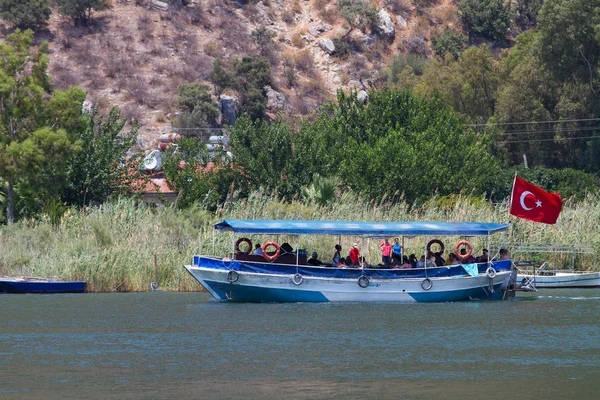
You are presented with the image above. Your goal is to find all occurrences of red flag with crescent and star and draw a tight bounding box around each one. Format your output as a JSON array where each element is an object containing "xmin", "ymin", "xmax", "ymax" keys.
[{"xmin": 509, "ymin": 176, "xmax": 563, "ymax": 224}]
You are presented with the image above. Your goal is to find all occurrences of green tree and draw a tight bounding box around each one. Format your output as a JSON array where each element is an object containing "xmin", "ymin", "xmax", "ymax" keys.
[
  {"xmin": 431, "ymin": 28, "xmax": 468, "ymax": 59},
  {"xmin": 0, "ymin": 0, "xmax": 50, "ymax": 30},
  {"xmin": 174, "ymin": 83, "xmax": 219, "ymax": 135},
  {"xmin": 56, "ymin": 0, "xmax": 103, "ymax": 26},
  {"xmin": 337, "ymin": 0, "xmax": 378, "ymax": 37},
  {"xmin": 162, "ymin": 137, "xmax": 236, "ymax": 209},
  {"xmin": 459, "ymin": 0, "xmax": 511, "ymax": 43},
  {"xmin": 416, "ymin": 45, "xmax": 500, "ymax": 123},
  {"xmin": 296, "ymin": 89, "xmax": 499, "ymax": 202},
  {"xmin": 536, "ymin": 0, "xmax": 600, "ymax": 93},
  {"xmin": 208, "ymin": 59, "xmax": 236, "ymax": 98},
  {"xmin": 233, "ymin": 56, "xmax": 273, "ymax": 120},
  {"xmin": 514, "ymin": 0, "xmax": 543, "ymax": 31},
  {"xmin": 0, "ymin": 29, "xmax": 49, "ymax": 223},
  {"xmin": 230, "ymin": 117, "xmax": 296, "ymax": 197},
  {"xmin": 62, "ymin": 107, "xmax": 141, "ymax": 206},
  {"xmin": 251, "ymin": 26, "xmax": 276, "ymax": 57}
]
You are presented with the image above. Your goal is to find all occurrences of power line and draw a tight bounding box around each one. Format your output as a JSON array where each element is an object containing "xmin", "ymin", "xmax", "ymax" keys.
[
  {"xmin": 465, "ymin": 117, "xmax": 600, "ymax": 127},
  {"xmin": 504, "ymin": 135, "xmax": 600, "ymax": 144},
  {"xmin": 496, "ymin": 126, "xmax": 600, "ymax": 136}
]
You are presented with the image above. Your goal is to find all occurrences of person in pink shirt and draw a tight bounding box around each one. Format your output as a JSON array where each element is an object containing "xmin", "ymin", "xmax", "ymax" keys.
[{"xmin": 379, "ymin": 238, "xmax": 393, "ymax": 265}]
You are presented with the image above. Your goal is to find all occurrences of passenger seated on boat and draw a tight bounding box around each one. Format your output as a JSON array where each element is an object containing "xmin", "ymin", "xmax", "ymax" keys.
[
  {"xmin": 400, "ymin": 256, "xmax": 412, "ymax": 269},
  {"xmin": 416, "ymin": 255, "xmax": 425, "ymax": 268},
  {"xmin": 336, "ymin": 257, "xmax": 348, "ymax": 268},
  {"xmin": 391, "ymin": 253, "xmax": 402, "ymax": 268},
  {"xmin": 499, "ymin": 248, "xmax": 511, "ymax": 260},
  {"xmin": 447, "ymin": 253, "xmax": 460, "ymax": 265},
  {"xmin": 426, "ymin": 253, "xmax": 437, "ymax": 267},
  {"xmin": 459, "ymin": 248, "xmax": 475, "ymax": 263},
  {"xmin": 308, "ymin": 252, "xmax": 322, "ymax": 266},
  {"xmin": 348, "ymin": 243, "xmax": 360, "ymax": 267},
  {"xmin": 253, "ymin": 244, "xmax": 263, "ymax": 256},
  {"xmin": 409, "ymin": 254, "xmax": 417, "ymax": 268},
  {"xmin": 434, "ymin": 252, "xmax": 445, "ymax": 266},
  {"xmin": 476, "ymin": 249, "xmax": 488, "ymax": 263},
  {"xmin": 332, "ymin": 244, "xmax": 342, "ymax": 267}
]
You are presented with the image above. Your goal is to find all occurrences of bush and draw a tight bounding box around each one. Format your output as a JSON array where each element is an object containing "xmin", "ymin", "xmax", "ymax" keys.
[
  {"xmin": 176, "ymin": 83, "xmax": 219, "ymax": 126},
  {"xmin": 56, "ymin": 0, "xmax": 104, "ymax": 26},
  {"xmin": 0, "ymin": 0, "xmax": 50, "ymax": 29},
  {"xmin": 459, "ymin": 0, "xmax": 511, "ymax": 43},
  {"xmin": 431, "ymin": 29, "xmax": 468, "ymax": 58},
  {"xmin": 388, "ymin": 54, "xmax": 429, "ymax": 82},
  {"xmin": 332, "ymin": 38, "xmax": 350, "ymax": 58},
  {"xmin": 294, "ymin": 49, "xmax": 314, "ymax": 75},
  {"xmin": 404, "ymin": 36, "xmax": 430, "ymax": 56}
]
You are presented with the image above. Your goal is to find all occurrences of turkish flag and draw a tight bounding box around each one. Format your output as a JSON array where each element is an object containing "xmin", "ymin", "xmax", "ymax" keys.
[{"xmin": 509, "ymin": 176, "xmax": 563, "ymax": 224}]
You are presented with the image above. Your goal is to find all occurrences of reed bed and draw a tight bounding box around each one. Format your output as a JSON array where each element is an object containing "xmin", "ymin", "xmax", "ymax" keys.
[{"xmin": 0, "ymin": 193, "xmax": 598, "ymax": 292}]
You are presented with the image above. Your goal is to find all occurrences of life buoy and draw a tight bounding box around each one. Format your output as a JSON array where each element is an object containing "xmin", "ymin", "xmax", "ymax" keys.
[
  {"xmin": 454, "ymin": 240, "xmax": 473, "ymax": 261},
  {"xmin": 358, "ymin": 275, "xmax": 370, "ymax": 288},
  {"xmin": 427, "ymin": 239, "xmax": 445, "ymax": 255},
  {"xmin": 262, "ymin": 242, "xmax": 281, "ymax": 262},
  {"xmin": 235, "ymin": 237, "xmax": 252, "ymax": 254},
  {"xmin": 293, "ymin": 273, "xmax": 303, "ymax": 285},
  {"xmin": 227, "ymin": 270, "xmax": 239, "ymax": 283},
  {"xmin": 421, "ymin": 278, "xmax": 433, "ymax": 291},
  {"xmin": 486, "ymin": 267, "xmax": 497, "ymax": 279}
]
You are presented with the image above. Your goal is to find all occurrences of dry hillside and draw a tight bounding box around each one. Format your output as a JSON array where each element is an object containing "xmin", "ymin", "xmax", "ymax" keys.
[{"xmin": 31, "ymin": 0, "xmax": 459, "ymax": 152}]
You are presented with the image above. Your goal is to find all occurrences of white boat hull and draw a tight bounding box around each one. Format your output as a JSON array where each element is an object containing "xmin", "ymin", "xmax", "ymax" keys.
[
  {"xmin": 517, "ymin": 271, "xmax": 600, "ymax": 289},
  {"xmin": 184, "ymin": 263, "xmax": 513, "ymax": 303}
]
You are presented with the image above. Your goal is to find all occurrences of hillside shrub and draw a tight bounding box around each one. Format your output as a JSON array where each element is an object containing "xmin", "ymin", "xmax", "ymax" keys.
[
  {"xmin": 0, "ymin": 0, "xmax": 50, "ymax": 29},
  {"xmin": 431, "ymin": 28, "xmax": 468, "ymax": 58},
  {"xmin": 56, "ymin": 0, "xmax": 104, "ymax": 26},
  {"xmin": 459, "ymin": 0, "xmax": 511, "ymax": 43}
]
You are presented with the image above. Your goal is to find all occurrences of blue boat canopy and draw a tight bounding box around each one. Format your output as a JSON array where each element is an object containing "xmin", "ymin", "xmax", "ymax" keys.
[{"xmin": 214, "ymin": 220, "xmax": 509, "ymax": 237}]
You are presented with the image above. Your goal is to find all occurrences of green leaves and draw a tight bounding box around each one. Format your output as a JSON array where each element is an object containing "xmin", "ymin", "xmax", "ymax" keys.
[
  {"xmin": 459, "ymin": 0, "xmax": 511, "ymax": 43},
  {"xmin": 0, "ymin": 0, "xmax": 50, "ymax": 30}
]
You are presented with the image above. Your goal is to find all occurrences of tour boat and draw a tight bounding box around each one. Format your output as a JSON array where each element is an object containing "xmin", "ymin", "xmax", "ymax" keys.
[
  {"xmin": 184, "ymin": 220, "xmax": 528, "ymax": 303},
  {"xmin": 0, "ymin": 276, "xmax": 86, "ymax": 294}
]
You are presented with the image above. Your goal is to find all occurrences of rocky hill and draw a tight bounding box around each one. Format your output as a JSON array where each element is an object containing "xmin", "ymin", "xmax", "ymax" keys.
[{"xmin": 26, "ymin": 0, "xmax": 459, "ymax": 151}]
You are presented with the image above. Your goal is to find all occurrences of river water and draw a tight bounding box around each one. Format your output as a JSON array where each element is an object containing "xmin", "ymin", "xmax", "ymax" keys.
[{"xmin": 1, "ymin": 290, "xmax": 599, "ymax": 399}]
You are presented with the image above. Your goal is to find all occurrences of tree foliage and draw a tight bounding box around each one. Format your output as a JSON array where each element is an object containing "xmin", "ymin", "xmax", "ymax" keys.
[
  {"xmin": 62, "ymin": 107, "xmax": 141, "ymax": 206},
  {"xmin": 0, "ymin": 0, "xmax": 50, "ymax": 30},
  {"xmin": 0, "ymin": 29, "xmax": 50, "ymax": 223},
  {"xmin": 459, "ymin": 0, "xmax": 511, "ymax": 43},
  {"xmin": 56, "ymin": 0, "xmax": 103, "ymax": 26},
  {"xmin": 233, "ymin": 56, "xmax": 272, "ymax": 120},
  {"xmin": 431, "ymin": 29, "xmax": 468, "ymax": 59},
  {"xmin": 208, "ymin": 59, "xmax": 236, "ymax": 98},
  {"xmin": 536, "ymin": 0, "xmax": 600, "ymax": 93},
  {"xmin": 337, "ymin": 0, "xmax": 379, "ymax": 37}
]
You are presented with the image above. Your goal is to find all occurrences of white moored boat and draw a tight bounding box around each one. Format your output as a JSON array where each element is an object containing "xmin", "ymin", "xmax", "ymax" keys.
[
  {"xmin": 184, "ymin": 220, "xmax": 526, "ymax": 303},
  {"xmin": 511, "ymin": 243, "xmax": 600, "ymax": 289}
]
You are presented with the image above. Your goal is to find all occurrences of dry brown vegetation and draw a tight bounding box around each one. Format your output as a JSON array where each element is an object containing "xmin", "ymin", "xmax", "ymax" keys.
[{"xmin": 34, "ymin": 0, "xmax": 455, "ymax": 150}]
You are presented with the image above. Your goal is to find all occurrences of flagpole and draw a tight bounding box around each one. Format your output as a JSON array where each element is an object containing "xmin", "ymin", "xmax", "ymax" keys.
[{"xmin": 507, "ymin": 171, "xmax": 517, "ymax": 225}]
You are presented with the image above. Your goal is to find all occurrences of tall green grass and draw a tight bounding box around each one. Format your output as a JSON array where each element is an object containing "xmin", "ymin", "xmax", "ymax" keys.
[{"xmin": 0, "ymin": 193, "xmax": 598, "ymax": 292}]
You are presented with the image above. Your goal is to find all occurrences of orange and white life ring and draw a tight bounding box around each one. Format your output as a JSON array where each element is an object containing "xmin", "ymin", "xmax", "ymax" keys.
[
  {"xmin": 454, "ymin": 240, "xmax": 473, "ymax": 261},
  {"xmin": 262, "ymin": 242, "xmax": 281, "ymax": 262}
]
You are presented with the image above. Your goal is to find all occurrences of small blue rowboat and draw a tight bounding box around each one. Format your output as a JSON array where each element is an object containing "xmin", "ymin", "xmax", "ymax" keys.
[{"xmin": 0, "ymin": 276, "xmax": 86, "ymax": 294}]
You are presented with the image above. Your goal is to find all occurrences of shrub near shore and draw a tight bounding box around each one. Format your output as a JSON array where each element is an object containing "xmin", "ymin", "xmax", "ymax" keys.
[{"xmin": 0, "ymin": 193, "xmax": 599, "ymax": 292}]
